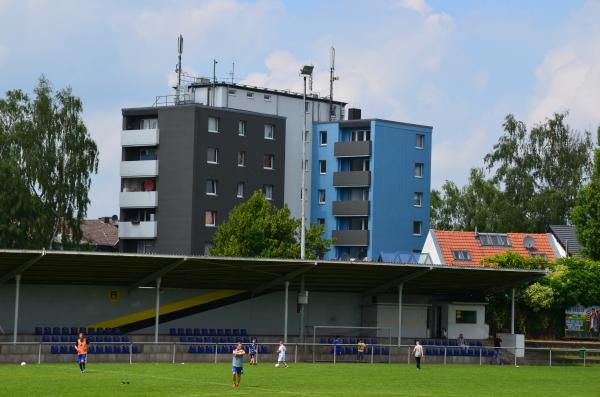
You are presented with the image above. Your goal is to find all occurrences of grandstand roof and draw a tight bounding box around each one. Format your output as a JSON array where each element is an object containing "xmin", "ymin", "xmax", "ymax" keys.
[{"xmin": 0, "ymin": 250, "xmax": 548, "ymax": 297}]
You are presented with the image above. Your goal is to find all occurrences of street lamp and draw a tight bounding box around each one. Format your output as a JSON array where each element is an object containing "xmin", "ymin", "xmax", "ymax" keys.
[{"xmin": 300, "ymin": 65, "xmax": 313, "ymax": 260}]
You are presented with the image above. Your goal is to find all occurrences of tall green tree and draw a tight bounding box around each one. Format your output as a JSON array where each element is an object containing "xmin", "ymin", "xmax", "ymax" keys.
[
  {"xmin": 0, "ymin": 76, "xmax": 99, "ymax": 249},
  {"xmin": 572, "ymin": 127, "xmax": 600, "ymax": 260},
  {"xmin": 210, "ymin": 190, "xmax": 332, "ymax": 259}
]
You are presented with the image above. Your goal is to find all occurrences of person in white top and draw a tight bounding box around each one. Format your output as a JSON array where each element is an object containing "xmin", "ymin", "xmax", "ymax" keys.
[
  {"xmin": 412, "ymin": 340, "xmax": 424, "ymax": 370},
  {"xmin": 275, "ymin": 340, "xmax": 288, "ymax": 368}
]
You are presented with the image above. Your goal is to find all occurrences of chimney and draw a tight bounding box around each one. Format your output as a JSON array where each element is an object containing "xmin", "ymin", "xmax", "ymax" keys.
[{"xmin": 348, "ymin": 108, "xmax": 361, "ymax": 120}]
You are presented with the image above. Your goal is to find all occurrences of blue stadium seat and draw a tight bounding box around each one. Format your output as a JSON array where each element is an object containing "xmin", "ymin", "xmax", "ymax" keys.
[
  {"xmin": 169, "ymin": 328, "xmax": 177, "ymax": 336},
  {"xmin": 51, "ymin": 336, "xmax": 59, "ymax": 342},
  {"xmin": 96, "ymin": 328, "xmax": 104, "ymax": 335},
  {"xmin": 185, "ymin": 328, "xmax": 193, "ymax": 336},
  {"xmin": 374, "ymin": 347, "xmax": 381, "ymax": 355},
  {"xmin": 70, "ymin": 327, "xmax": 78, "ymax": 335},
  {"xmin": 96, "ymin": 346, "xmax": 105, "ymax": 354},
  {"xmin": 96, "ymin": 336, "xmax": 104, "ymax": 343},
  {"xmin": 113, "ymin": 346, "xmax": 121, "ymax": 354},
  {"xmin": 88, "ymin": 328, "xmax": 96, "ymax": 335},
  {"xmin": 179, "ymin": 336, "xmax": 186, "ymax": 343},
  {"xmin": 122, "ymin": 336, "xmax": 129, "ymax": 343},
  {"xmin": 68, "ymin": 346, "xmax": 75, "ymax": 354},
  {"xmin": 193, "ymin": 328, "xmax": 201, "ymax": 336},
  {"xmin": 449, "ymin": 339, "xmax": 458, "ymax": 346},
  {"xmin": 50, "ymin": 346, "xmax": 59, "ymax": 354},
  {"xmin": 52, "ymin": 327, "xmax": 61, "ymax": 335},
  {"xmin": 35, "ymin": 327, "xmax": 43, "ymax": 335},
  {"xmin": 88, "ymin": 345, "xmax": 95, "ymax": 354},
  {"xmin": 201, "ymin": 328, "xmax": 209, "ymax": 336},
  {"xmin": 177, "ymin": 328, "xmax": 185, "ymax": 336},
  {"xmin": 260, "ymin": 346, "xmax": 268, "ymax": 354},
  {"xmin": 209, "ymin": 328, "xmax": 216, "ymax": 336},
  {"xmin": 442, "ymin": 340, "xmax": 449, "ymax": 346},
  {"xmin": 44, "ymin": 327, "xmax": 52, "ymax": 335},
  {"xmin": 225, "ymin": 329, "xmax": 232, "ymax": 336},
  {"xmin": 60, "ymin": 336, "xmax": 68, "ymax": 342},
  {"xmin": 59, "ymin": 346, "xmax": 68, "ymax": 354},
  {"xmin": 61, "ymin": 327, "xmax": 69, "ymax": 335},
  {"xmin": 188, "ymin": 345, "xmax": 197, "ymax": 354},
  {"xmin": 121, "ymin": 345, "xmax": 130, "ymax": 354},
  {"xmin": 42, "ymin": 335, "xmax": 50, "ymax": 342},
  {"xmin": 242, "ymin": 337, "xmax": 250, "ymax": 343},
  {"xmin": 226, "ymin": 337, "xmax": 234, "ymax": 344},
  {"xmin": 105, "ymin": 336, "xmax": 112, "ymax": 343},
  {"xmin": 232, "ymin": 329, "xmax": 240, "ymax": 336},
  {"xmin": 196, "ymin": 346, "xmax": 205, "ymax": 354},
  {"xmin": 113, "ymin": 336, "xmax": 121, "ymax": 343},
  {"xmin": 79, "ymin": 327, "xmax": 87, "ymax": 334},
  {"xmin": 114, "ymin": 328, "xmax": 122, "ymax": 335},
  {"xmin": 132, "ymin": 345, "xmax": 140, "ymax": 354},
  {"xmin": 319, "ymin": 338, "xmax": 326, "ymax": 344},
  {"xmin": 240, "ymin": 329, "xmax": 247, "ymax": 336},
  {"xmin": 219, "ymin": 337, "xmax": 226, "ymax": 344},
  {"xmin": 217, "ymin": 329, "xmax": 224, "ymax": 336},
  {"xmin": 381, "ymin": 347, "xmax": 389, "ymax": 355}
]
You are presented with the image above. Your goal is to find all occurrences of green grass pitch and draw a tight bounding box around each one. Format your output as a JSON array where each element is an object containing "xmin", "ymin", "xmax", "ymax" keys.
[{"xmin": 0, "ymin": 362, "xmax": 598, "ymax": 397}]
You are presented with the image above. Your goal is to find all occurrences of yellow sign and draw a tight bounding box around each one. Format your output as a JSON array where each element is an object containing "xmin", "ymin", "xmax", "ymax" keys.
[{"xmin": 108, "ymin": 289, "xmax": 121, "ymax": 304}]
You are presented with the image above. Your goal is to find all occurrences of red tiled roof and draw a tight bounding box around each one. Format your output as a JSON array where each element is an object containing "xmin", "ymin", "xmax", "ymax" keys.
[
  {"xmin": 81, "ymin": 220, "xmax": 118, "ymax": 247},
  {"xmin": 433, "ymin": 230, "xmax": 556, "ymax": 266}
]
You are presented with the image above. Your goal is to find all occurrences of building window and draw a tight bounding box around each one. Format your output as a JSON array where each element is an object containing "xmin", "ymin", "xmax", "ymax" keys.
[
  {"xmin": 318, "ymin": 189, "xmax": 326, "ymax": 204},
  {"xmin": 415, "ymin": 163, "xmax": 424, "ymax": 178},
  {"xmin": 456, "ymin": 310, "xmax": 477, "ymax": 324},
  {"xmin": 238, "ymin": 120, "xmax": 246, "ymax": 136},
  {"xmin": 264, "ymin": 124, "xmax": 274, "ymax": 140},
  {"xmin": 263, "ymin": 184, "xmax": 273, "ymax": 200},
  {"xmin": 413, "ymin": 192, "xmax": 423, "ymax": 207},
  {"xmin": 205, "ymin": 211, "xmax": 217, "ymax": 227},
  {"xmin": 305, "ymin": 101, "xmax": 310, "ymax": 113},
  {"xmin": 208, "ymin": 117, "xmax": 219, "ymax": 133},
  {"xmin": 263, "ymin": 154, "xmax": 274, "ymax": 169},
  {"xmin": 413, "ymin": 221, "xmax": 422, "ymax": 236},
  {"xmin": 452, "ymin": 250, "xmax": 472, "ymax": 261},
  {"xmin": 207, "ymin": 147, "xmax": 219, "ymax": 164},
  {"xmin": 317, "ymin": 218, "xmax": 325, "ymax": 226},
  {"xmin": 479, "ymin": 233, "xmax": 511, "ymax": 247},
  {"xmin": 319, "ymin": 160, "xmax": 326, "ymax": 174},
  {"xmin": 237, "ymin": 151, "xmax": 246, "ymax": 167},
  {"xmin": 351, "ymin": 130, "xmax": 370, "ymax": 142},
  {"xmin": 246, "ymin": 92, "xmax": 254, "ymax": 99},
  {"xmin": 416, "ymin": 134, "xmax": 425, "ymax": 149},
  {"xmin": 530, "ymin": 252, "xmax": 547, "ymax": 258},
  {"xmin": 140, "ymin": 118, "xmax": 158, "ymax": 129},
  {"xmin": 236, "ymin": 182, "xmax": 245, "ymax": 198},
  {"xmin": 206, "ymin": 179, "xmax": 217, "ymax": 195},
  {"xmin": 228, "ymin": 89, "xmax": 236, "ymax": 96},
  {"xmin": 264, "ymin": 94, "xmax": 272, "ymax": 101},
  {"xmin": 320, "ymin": 131, "xmax": 327, "ymax": 146}
]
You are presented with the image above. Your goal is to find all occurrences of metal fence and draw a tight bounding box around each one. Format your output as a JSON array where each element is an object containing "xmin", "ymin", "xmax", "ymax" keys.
[{"xmin": 1, "ymin": 342, "xmax": 598, "ymax": 367}]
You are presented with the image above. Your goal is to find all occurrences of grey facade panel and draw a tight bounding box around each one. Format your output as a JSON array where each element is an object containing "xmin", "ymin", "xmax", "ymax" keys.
[
  {"xmin": 332, "ymin": 230, "xmax": 370, "ymax": 246},
  {"xmin": 332, "ymin": 200, "xmax": 370, "ymax": 217},
  {"xmin": 333, "ymin": 141, "xmax": 371, "ymax": 157},
  {"xmin": 332, "ymin": 171, "xmax": 371, "ymax": 187}
]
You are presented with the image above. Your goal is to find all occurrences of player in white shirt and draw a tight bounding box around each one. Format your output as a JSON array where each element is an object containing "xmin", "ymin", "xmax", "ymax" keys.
[
  {"xmin": 412, "ymin": 340, "xmax": 424, "ymax": 370},
  {"xmin": 275, "ymin": 340, "xmax": 288, "ymax": 368}
]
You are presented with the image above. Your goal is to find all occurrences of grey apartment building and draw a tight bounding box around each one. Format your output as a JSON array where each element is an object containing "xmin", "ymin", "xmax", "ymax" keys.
[{"xmin": 119, "ymin": 104, "xmax": 286, "ymax": 255}]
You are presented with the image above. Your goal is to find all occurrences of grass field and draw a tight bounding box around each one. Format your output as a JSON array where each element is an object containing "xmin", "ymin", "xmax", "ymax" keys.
[{"xmin": 0, "ymin": 362, "xmax": 598, "ymax": 397}]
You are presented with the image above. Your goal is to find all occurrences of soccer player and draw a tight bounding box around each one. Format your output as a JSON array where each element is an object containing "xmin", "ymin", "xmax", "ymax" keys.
[
  {"xmin": 75, "ymin": 332, "xmax": 89, "ymax": 373},
  {"xmin": 231, "ymin": 342, "xmax": 245, "ymax": 389},
  {"xmin": 412, "ymin": 340, "xmax": 424, "ymax": 370},
  {"xmin": 249, "ymin": 338, "xmax": 258, "ymax": 365},
  {"xmin": 275, "ymin": 340, "xmax": 288, "ymax": 368}
]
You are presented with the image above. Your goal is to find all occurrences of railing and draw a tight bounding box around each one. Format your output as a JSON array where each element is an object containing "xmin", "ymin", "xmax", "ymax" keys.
[
  {"xmin": 153, "ymin": 93, "xmax": 193, "ymax": 107},
  {"xmin": 2, "ymin": 342, "xmax": 598, "ymax": 367}
]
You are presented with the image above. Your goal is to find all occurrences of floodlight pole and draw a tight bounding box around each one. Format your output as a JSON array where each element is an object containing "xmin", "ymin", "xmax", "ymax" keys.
[
  {"xmin": 300, "ymin": 74, "xmax": 307, "ymax": 260},
  {"xmin": 13, "ymin": 274, "xmax": 21, "ymax": 344},
  {"xmin": 154, "ymin": 277, "xmax": 162, "ymax": 344},
  {"xmin": 284, "ymin": 281, "xmax": 290, "ymax": 343}
]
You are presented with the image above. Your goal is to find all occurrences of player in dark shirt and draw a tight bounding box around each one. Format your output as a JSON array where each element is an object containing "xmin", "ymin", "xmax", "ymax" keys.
[{"xmin": 249, "ymin": 338, "xmax": 258, "ymax": 365}]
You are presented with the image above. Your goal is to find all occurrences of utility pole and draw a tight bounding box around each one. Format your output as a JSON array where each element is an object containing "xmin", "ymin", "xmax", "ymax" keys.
[{"xmin": 300, "ymin": 65, "xmax": 314, "ymax": 259}]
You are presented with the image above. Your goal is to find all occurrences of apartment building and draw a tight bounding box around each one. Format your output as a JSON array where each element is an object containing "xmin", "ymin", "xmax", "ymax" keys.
[
  {"xmin": 311, "ymin": 110, "xmax": 432, "ymax": 260},
  {"xmin": 119, "ymin": 104, "xmax": 286, "ymax": 255}
]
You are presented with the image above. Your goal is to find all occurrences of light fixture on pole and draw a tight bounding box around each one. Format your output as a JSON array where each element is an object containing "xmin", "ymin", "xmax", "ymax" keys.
[{"xmin": 299, "ymin": 64, "xmax": 314, "ymax": 260}]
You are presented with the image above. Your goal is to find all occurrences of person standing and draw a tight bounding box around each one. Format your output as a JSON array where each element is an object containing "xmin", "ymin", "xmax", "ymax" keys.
[
  {"xmin": 231, "ymin": 343, "xmax": 245, "ymax": 389},
  {"xmin": 249, "ymin": 338, "xmax": 258, "ymax": 365},
  {"xmin": 334, "ymin": 336, "xmax": 342, "ymax": 357},
  {"xmin": 412, "ymin": 340, "xmax": 424, "ymax": 370},
  {"xmin": 493, "ymin": 335, "xmax": 503, "ymax": 365},
  {"xmin": 74, "ymin": 332, "xmax": 89, "ymax": 373},
  {"xmin": 275, "ymin": 340, "xmax": 288, "ymax": 368},
  {"xmin": 357, "ymin": 339, "xmax": 367, "ymax": 362}
]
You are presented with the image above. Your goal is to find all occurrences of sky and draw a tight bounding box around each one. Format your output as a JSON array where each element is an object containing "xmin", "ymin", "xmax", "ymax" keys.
[{"xmin": 1, "ymin": 0, "xmax": 599, "ymax": 218}]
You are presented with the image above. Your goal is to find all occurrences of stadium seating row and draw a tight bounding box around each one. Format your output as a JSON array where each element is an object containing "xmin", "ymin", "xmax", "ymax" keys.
[
  {"xmin": 187, "ymin": 345, "xmax": 269, "ymax": 354},
  {"xmin": 169, "ymin": 328, "xmax": 248, "ymax": 337},
  {"xmin": 178, "ymin": 336, "xmax": 253, "ymax": 344},
  {"xmin": 330, "ymin": 346, "xmax": 390, "ymax": 355},
  {"xmin": 319, "ymin": 338, "xmax": 380, "ymax": 345},
  {"xmin": 421, "ymin": 339, "xmax": 484, "ymax": 347},
  {"xmin": 425, "ymin": 348, "xmax": 496, "ymax": 357},
  {"xmin": 42, "ymin": 335, "xmax": 129, "ymax": 343},
  {"xmin": 50, "ymin": 345, "xmax": 140, "ymax": 354},
  {"xmin": 35, "ymin": 327, "xmax": 121, "ymax": 336}
]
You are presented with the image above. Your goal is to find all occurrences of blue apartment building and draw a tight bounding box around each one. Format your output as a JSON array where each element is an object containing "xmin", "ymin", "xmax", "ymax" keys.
[{"xmin": 311, "ymin": 111, "xmax": 432, "ymax": 260}]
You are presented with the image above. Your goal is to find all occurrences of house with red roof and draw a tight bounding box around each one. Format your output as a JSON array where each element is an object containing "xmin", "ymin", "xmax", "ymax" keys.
[{"xmin": 422, "ymin": 230, "xmax": 566, "ymax": 266}]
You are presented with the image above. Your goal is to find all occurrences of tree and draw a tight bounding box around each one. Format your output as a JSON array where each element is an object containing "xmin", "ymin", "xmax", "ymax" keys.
[
  {"xmin": 0, "ymin": 77, "xmax": 99, "ymax": 249},
  {"xmin": 572, "ymin": 127, "xmax": 600, "ymax": 260},
  {"xmin": 210, "ymin": 190, "xmax": 332, "ymax": 259}
]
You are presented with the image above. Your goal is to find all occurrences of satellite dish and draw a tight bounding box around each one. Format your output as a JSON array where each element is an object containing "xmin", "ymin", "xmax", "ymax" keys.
[{"xmin": 523, "ymin": 236, "xmax": 535, "ymax": 249}]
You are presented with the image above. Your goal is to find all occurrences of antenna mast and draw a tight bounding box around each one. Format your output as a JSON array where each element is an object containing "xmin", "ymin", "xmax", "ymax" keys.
[
  {"xmin": 212, "ymin": 59, "xmax": 218, "ymax": 106},
  {"xmin": 228, "ymin": 62, "xmax": 235, "ymax": 84},
  {"xmin": 329, "ymin": 46, "xmax": 339, "ymax": 121},
  {"xmin": 176, "ymin": 34, "xmax": 183, "ymax": 103}
]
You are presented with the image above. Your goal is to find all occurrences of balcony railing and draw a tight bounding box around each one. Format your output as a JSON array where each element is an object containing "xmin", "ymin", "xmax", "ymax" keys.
[
  {"xmin": 121, "ymin": 129, "xmax": 159, "ymax": 147},
  {"xmin": 332, "ymin": 230, "xmax": 369, "ymax": 246},
  {"xmin": 119, "ymin": 191, "xmax": 158, "ymax": 208},
  {"xmin": 118, "ymin": 221, "xmax": 157, "ymax": 239},
  {"xmin": 332, "ymin": 171, "xmax": 371, "ymax": 187},
  {"xmin": 332, "ymin": 200, "xmax": 370, "ymax": 217},
  {"xmin": 334, "ymin": 141, "xmax": 371, "ymax": 157},
  {"xmin": 120, "ymin": 160, "xmax": 159, "ymax": 178}
]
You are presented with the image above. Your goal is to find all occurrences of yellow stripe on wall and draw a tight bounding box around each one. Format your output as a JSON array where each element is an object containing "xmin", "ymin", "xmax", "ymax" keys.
[{"xmin": 87, "ymin": 289, "xmax": 246, "ymax": 329}]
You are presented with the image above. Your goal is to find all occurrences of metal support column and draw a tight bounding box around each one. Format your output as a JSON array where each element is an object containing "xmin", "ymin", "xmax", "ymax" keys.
[
  {"xmin": 299, "ymin": 276, "xmax": 305, "ymax": 344},
  {"xmin": 511, "ymin": 288, "xmax": 515, "ymax": 334},
  {"xmin": 13, "ymin": 274, "xmax": 21, "ymax": 344},
  {"xmin": 154, "ymin": 277, "xmax": 162, "ymax": 344},
  {"xmin": 284, "ymin": 281, "xmax": 290, "ymax": 343},
  {"xmin": 398, "ymin": 283, "xmax": 404, "ymax": 346}
]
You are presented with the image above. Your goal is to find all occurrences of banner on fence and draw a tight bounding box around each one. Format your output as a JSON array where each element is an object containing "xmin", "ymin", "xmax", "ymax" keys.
[{"xmin": 565, "ymin": 306, "xmax": 600, "ymax": 339}]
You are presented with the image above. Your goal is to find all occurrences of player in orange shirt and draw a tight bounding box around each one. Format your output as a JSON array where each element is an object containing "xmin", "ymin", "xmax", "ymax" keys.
[{"xmin": 75, "ymin": 333, "xmax": 89, "ymax": 373}]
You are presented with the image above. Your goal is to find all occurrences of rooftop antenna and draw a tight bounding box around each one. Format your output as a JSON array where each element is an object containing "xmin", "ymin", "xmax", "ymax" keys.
[
  {"xmin": 329, "ymin": 46, "xmax": 339, "ymax": 121},
  {"xmin": 176, "ymin": 34, "xmax": 183, "ymax": 103},
  {"xmin": 212, "ymin": 59, "xmax": 218, "ymax": 106},
  {"xmin": 228, "ymin": 62, "xmax": 235, "ymax": 84}
]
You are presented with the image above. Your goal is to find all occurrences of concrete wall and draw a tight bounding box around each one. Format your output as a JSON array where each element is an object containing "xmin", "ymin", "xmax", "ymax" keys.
[{"xmin": 446, "ymin": 303, "xmax": 489, "ymax": 340}]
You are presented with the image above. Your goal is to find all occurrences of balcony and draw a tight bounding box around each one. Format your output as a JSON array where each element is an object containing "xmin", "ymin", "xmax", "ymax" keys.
[
  {"xmin": 332, "ymin": 230, "xmax": 369, "ymax": 246},
  {"xmin": 121, "ymin": 128, "xmax": 159, "ymax": 147},
  {"xmin": 334, "ymin": 141, "xmax": 371, "ymax": 157},
  {"xmin": 118, "ymin": 221, "xmax": 157, "ymax": 239},
  {"xmin": 333, "ymin": 171, "xmax": 371, "ymax": 187},
  {"xmin": 120, "ymin": 160, "xmax": 159, "ymax": 177},
  {"xmin": 332, "ymin": 200, "xmax": 370, "ymax": 217},
  {"xmin": 119, "ymin": 191, "xmax": 158, "ymax": 208}
]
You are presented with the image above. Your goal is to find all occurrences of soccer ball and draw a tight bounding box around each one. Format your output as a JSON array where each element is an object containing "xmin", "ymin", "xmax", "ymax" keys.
[
  {"xmin": 275, "ymin": 364, "xmax": 280, "ymax": 367},
  {"xmin": 20, "ymin": 362, "xmax": 26, "ymax": 366}
]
